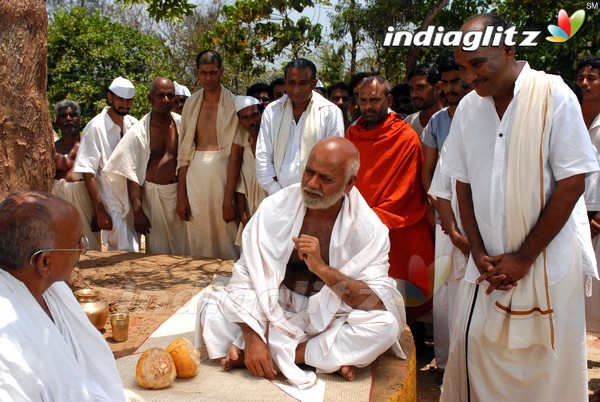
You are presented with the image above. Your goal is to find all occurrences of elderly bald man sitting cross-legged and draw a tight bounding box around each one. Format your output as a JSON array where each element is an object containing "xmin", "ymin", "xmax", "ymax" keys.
[{"xmin": 195, "ymin": 137, "xmax": 406, "ymax": 389}]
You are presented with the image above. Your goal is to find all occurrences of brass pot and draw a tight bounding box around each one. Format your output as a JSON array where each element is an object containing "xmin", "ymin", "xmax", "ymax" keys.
[{"xmin": 74, "ymin": 288, "xmax": 109, "ymax": 331}]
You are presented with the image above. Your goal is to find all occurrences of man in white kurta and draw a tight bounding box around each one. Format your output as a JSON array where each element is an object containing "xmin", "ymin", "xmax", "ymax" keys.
[
  {"xmin": 438, "ymin": 15, "xmax": 599, "ymax": 402},
  {"xmin": 256, "ymin": 58, "xmax": 345, "ymax": 195},
  {"xmin": 105, "ymin": 77, "xmax": 189, "ymax": 255},
  {"xmin": 177, "ymin": 51, "xmax": 241, "ymax": 260},
  {"xmin": 0, "ymin": 192, "xmax": 124, "ymax": 401},
  {"xmin": 74, "ymin": 76, "xmax": 139, "ymax": 252},
  {"xmin": 196, "ymin": 138, "xmax": 405, "ymax": 389}
]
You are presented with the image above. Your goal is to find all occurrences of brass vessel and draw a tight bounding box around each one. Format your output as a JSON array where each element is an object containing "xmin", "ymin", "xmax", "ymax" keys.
[{"xmin": 74, "ymin": 288, "xmax": 109, "ymax": 331}]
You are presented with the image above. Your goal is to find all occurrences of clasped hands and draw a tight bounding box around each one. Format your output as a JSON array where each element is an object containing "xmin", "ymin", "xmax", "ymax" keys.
[{"xmin": 474, "ymin": 251, "xmax": 534, "ymax": 295}]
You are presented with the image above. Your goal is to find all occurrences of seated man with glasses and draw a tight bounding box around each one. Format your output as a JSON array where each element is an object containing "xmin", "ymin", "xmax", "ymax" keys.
[{"xmin": 0, "ymin": 192, "xmax": 125, "ymax": 401}]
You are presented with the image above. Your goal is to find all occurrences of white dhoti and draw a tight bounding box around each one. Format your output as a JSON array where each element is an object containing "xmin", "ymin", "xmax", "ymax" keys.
[
  {"xmin": 102, "ymin": 208, "xmax": 140, "ymax": 252},
  {"xmin": 441, "ymin": 246, "xmax": 588, "ymax": 402},
  {"xmin": 235, "ymin": 145, "xmax": 267, "ymax": 246},
  {"xmin": 52, "ymin": 179, "xmax": 101, "ymax": 251},
  {"xmin": 197, "ymin": 286, "xmax": 399, "ymax": 373},
  {"xmin": 186, "ymin": 150, "xmax": 239, "ymax": 260},
  {"xmin": 432, "ymin": 224, "xmax": 465, "ymax": 369},
  {"xmin": 195, "ymin": 185, "xmax": 405, "ymax": 389},
  {"xmin": 142, "ymin": 182, "xmax": 189, "ymax": 255}
]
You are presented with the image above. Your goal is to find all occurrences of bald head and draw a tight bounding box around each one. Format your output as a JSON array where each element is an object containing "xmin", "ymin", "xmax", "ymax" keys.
[
  {"xmin": 309, "ymin": 137, "xmax": 360, "ymax": 180},
  {"xmin": 0, "ymin": 192, "xmax": 77, "ymax": 270}
]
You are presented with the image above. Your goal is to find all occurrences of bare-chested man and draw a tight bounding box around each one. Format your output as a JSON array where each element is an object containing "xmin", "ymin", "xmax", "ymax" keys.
[
  {"xmin": 105, "ymin": 77, "xmax": 188, "ymax": 255},
  {"xmin": 52, "ymin": 99, "xmax": 102, "ymax": 251},
  {"xmin": 195, "ymin": 138, "xmax": 406, "ymax": 388},
  {"xmin": 176, "ymin": 50, "xmax": 241, "ymax": 260}
]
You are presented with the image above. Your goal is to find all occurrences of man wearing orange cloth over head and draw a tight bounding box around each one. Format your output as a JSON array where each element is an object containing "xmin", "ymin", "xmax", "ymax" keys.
[{"xmin": 346, "ymin": 75, "xmax": 434, "ymax": 325}]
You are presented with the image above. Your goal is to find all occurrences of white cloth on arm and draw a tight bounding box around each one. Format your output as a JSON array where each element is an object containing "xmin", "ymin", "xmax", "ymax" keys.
[
  {"xmin": 0, "ymin": 270, "xmax": 124, "ymax": 401},
  {"xmin": 52, "ymin": 179, "xmax": 102, "ymax": 251},
  {"xmin": 255, "ymin": 92, "xmax": 345, "ymax": 195},
  {"xmin": 74, "ymin": 107, "xmax": 139, "ymax": 251},
  {"xmin": 195, "ymin": 184, "xmax": 406, "ymax": 389},
  {"xmin": 104, "ymin": 112, "xmax": 188, "ymax": 255}
]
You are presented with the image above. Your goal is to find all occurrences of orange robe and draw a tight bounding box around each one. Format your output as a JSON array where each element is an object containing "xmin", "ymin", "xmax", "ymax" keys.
[{"xmin": 346, "ymin": 113, "xmax": 434, "ymax": 321}]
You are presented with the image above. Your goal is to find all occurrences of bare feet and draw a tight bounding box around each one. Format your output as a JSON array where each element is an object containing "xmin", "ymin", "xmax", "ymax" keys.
[
  {"xmin": 221, "ymin": 344, "xmax": 246, "ymax": 371},
  {"xmin": 338, "ymin": 365, "xmax": 356, "ymax": 381}
]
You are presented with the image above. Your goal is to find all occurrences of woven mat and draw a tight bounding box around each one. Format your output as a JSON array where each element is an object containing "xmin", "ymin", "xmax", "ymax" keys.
[{"xmin": 117, "ymin": 275, "xmax": 373, "ymax": 401}]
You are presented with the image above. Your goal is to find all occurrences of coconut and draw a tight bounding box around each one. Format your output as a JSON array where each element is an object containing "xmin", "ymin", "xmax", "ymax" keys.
[
  {"xmin": 166, "ymin": 337, "xmax": 201, "ymax": 378},
  {"xmin": 135, "ymin": 347, "xmax": 176, "ymax": 389}
]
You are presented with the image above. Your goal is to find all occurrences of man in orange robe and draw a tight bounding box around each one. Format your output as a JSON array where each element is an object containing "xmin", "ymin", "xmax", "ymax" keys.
[{"xmin": 346, "ymin": 76, "xmax": 434, "ymax": 324}]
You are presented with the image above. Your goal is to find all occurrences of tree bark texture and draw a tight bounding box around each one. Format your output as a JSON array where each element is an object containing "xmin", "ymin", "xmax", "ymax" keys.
[{"xmin": 0, "ymin": 0, "xmax": 53, "ymax": 198}]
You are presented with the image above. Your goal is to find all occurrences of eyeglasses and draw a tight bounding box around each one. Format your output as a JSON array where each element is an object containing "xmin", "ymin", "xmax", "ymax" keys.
[
  {"xmin": 29, "ymin": 235, "xmax": 89, "ymax": 269},
  {"xmin": 259, "ymin": 97, "xmax": 271, "ymax": 102}
]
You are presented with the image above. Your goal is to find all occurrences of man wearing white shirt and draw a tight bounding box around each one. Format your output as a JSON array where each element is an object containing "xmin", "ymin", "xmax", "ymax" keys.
[
  {"xmin": 256, "ymin": 58, "xmax": 345, "ymax": 195},
  {"xmin": 74, "ymin": 76, "xmax": 139, "ymax": 252},
  {"xmin": 439, "ymin": 14, "xmax": 598, "ymax": 401}
]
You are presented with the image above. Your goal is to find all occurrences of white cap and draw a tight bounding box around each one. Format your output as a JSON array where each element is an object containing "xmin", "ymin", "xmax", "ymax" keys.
[
  {"xmin": 316, "ymin": 79, "xmax": 325, "ymax": 88},
  {"xmin": 109, "ymin": 76, "xmax": 135, "ymax": 99},
  {"xmin": 235, "ymin": 95, "xmax": 261, "ymax": 113},
  {"xmin": 174, "ymin": 81, "xmax": 191, "ymax": 97}
]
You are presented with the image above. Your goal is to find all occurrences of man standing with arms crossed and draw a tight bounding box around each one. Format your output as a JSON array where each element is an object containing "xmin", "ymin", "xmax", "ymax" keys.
[{"xmin": 177, "ymin": 50, "xmax": 242, "ymax": 260}]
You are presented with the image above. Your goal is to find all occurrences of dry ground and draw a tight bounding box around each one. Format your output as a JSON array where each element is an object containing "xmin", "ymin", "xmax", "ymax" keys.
[{"xmin": 73, "ymin": 251, "xmax": 600, "ymax": 400}]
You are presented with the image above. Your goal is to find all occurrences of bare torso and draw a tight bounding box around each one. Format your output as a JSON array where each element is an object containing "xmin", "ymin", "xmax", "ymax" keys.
[
  {"xmin": 195, "ymin": 95, "xmax": 220, "ymax": 151},
  {"xmin": 146, "ymin": 114, "xmax": 179, "ymax": 185},
  {"xmin": 282, "ymin": 212, "xmax": 336, "ymax": 296},
  {"xmin": 54, "ymin": 137, "xmax": 81, "ymax": 182}
]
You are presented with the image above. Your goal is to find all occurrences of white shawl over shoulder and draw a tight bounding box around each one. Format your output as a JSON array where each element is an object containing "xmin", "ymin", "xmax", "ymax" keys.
[
  {"xmin": 219, "ymin": 184, "xmax": 405, "ymax": 388},
  {"xmin": 0, "ymin": 271, "xmax": 124, "ymax": 401}
]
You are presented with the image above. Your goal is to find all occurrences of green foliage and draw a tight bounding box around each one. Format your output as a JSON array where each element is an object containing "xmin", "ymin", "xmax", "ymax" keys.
[
  {"xmin": 119, "ymin": 0, "xmax": 196, "ymax": 22},
  {"xmin": 47, "ymin": 6, "xmax": 175, "ymax": 125},
  {"xmin": 198, "ymin": 0, "xmax": 324, "ymax": 88},
  {"xmin": 497, "ymin": 0, "xmax": 599, "ymax": 80},
  {"xmin": 317, "ymin": 43, "xmax": 348, "ymax": 85}
]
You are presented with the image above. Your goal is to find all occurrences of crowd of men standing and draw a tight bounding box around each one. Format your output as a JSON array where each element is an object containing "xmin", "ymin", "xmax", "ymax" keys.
[{"xmin": 46, "ymin": 12, "xmax": 600, "ymax": 399}]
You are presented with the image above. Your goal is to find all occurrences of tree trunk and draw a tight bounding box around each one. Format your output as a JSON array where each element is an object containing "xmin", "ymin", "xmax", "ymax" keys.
[
  {"xmin": 0, "ymin": 0, "xmax": 54, "ymax": 198},
  {"xmin": 405, "ymin": 0, "xmax": 450, "ymax": 80}
]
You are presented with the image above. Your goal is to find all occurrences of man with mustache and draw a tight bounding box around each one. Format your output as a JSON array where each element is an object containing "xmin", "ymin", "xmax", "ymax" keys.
[
  {"xmin": 74, "ymin": 76, "xmax": 139, "ymax": 251},
  {"xmin": 104, "ymin": 77, "xmax": 189, "ymax": 255},
  {"xmin": 177, "ymin": 50, "xmax": 242, "ymax": 260},
  {"xmin": 404, "ymin": 62, "xmax": 443, "ymax": 137},
  {"xmin": 439, "ymin": 14, "xmax": 598, "ymax": 401},
  {"xmin": 256, "ymin": 58, "xmax": 344, "ymax": 196},
  {"xmin": 196, "ymin": 137, "xmax": 405, "ymax": 387},
  {"xmin": 222, "ymin": 96, "xmax": 267, "ymax": 244},
  {"xmin": 52, "ymin": 100, "xmax": 101, "ymax": 251},
  {"xmin": 346, "ymin": 76, "xmax": 434, "ymax": 332}
]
